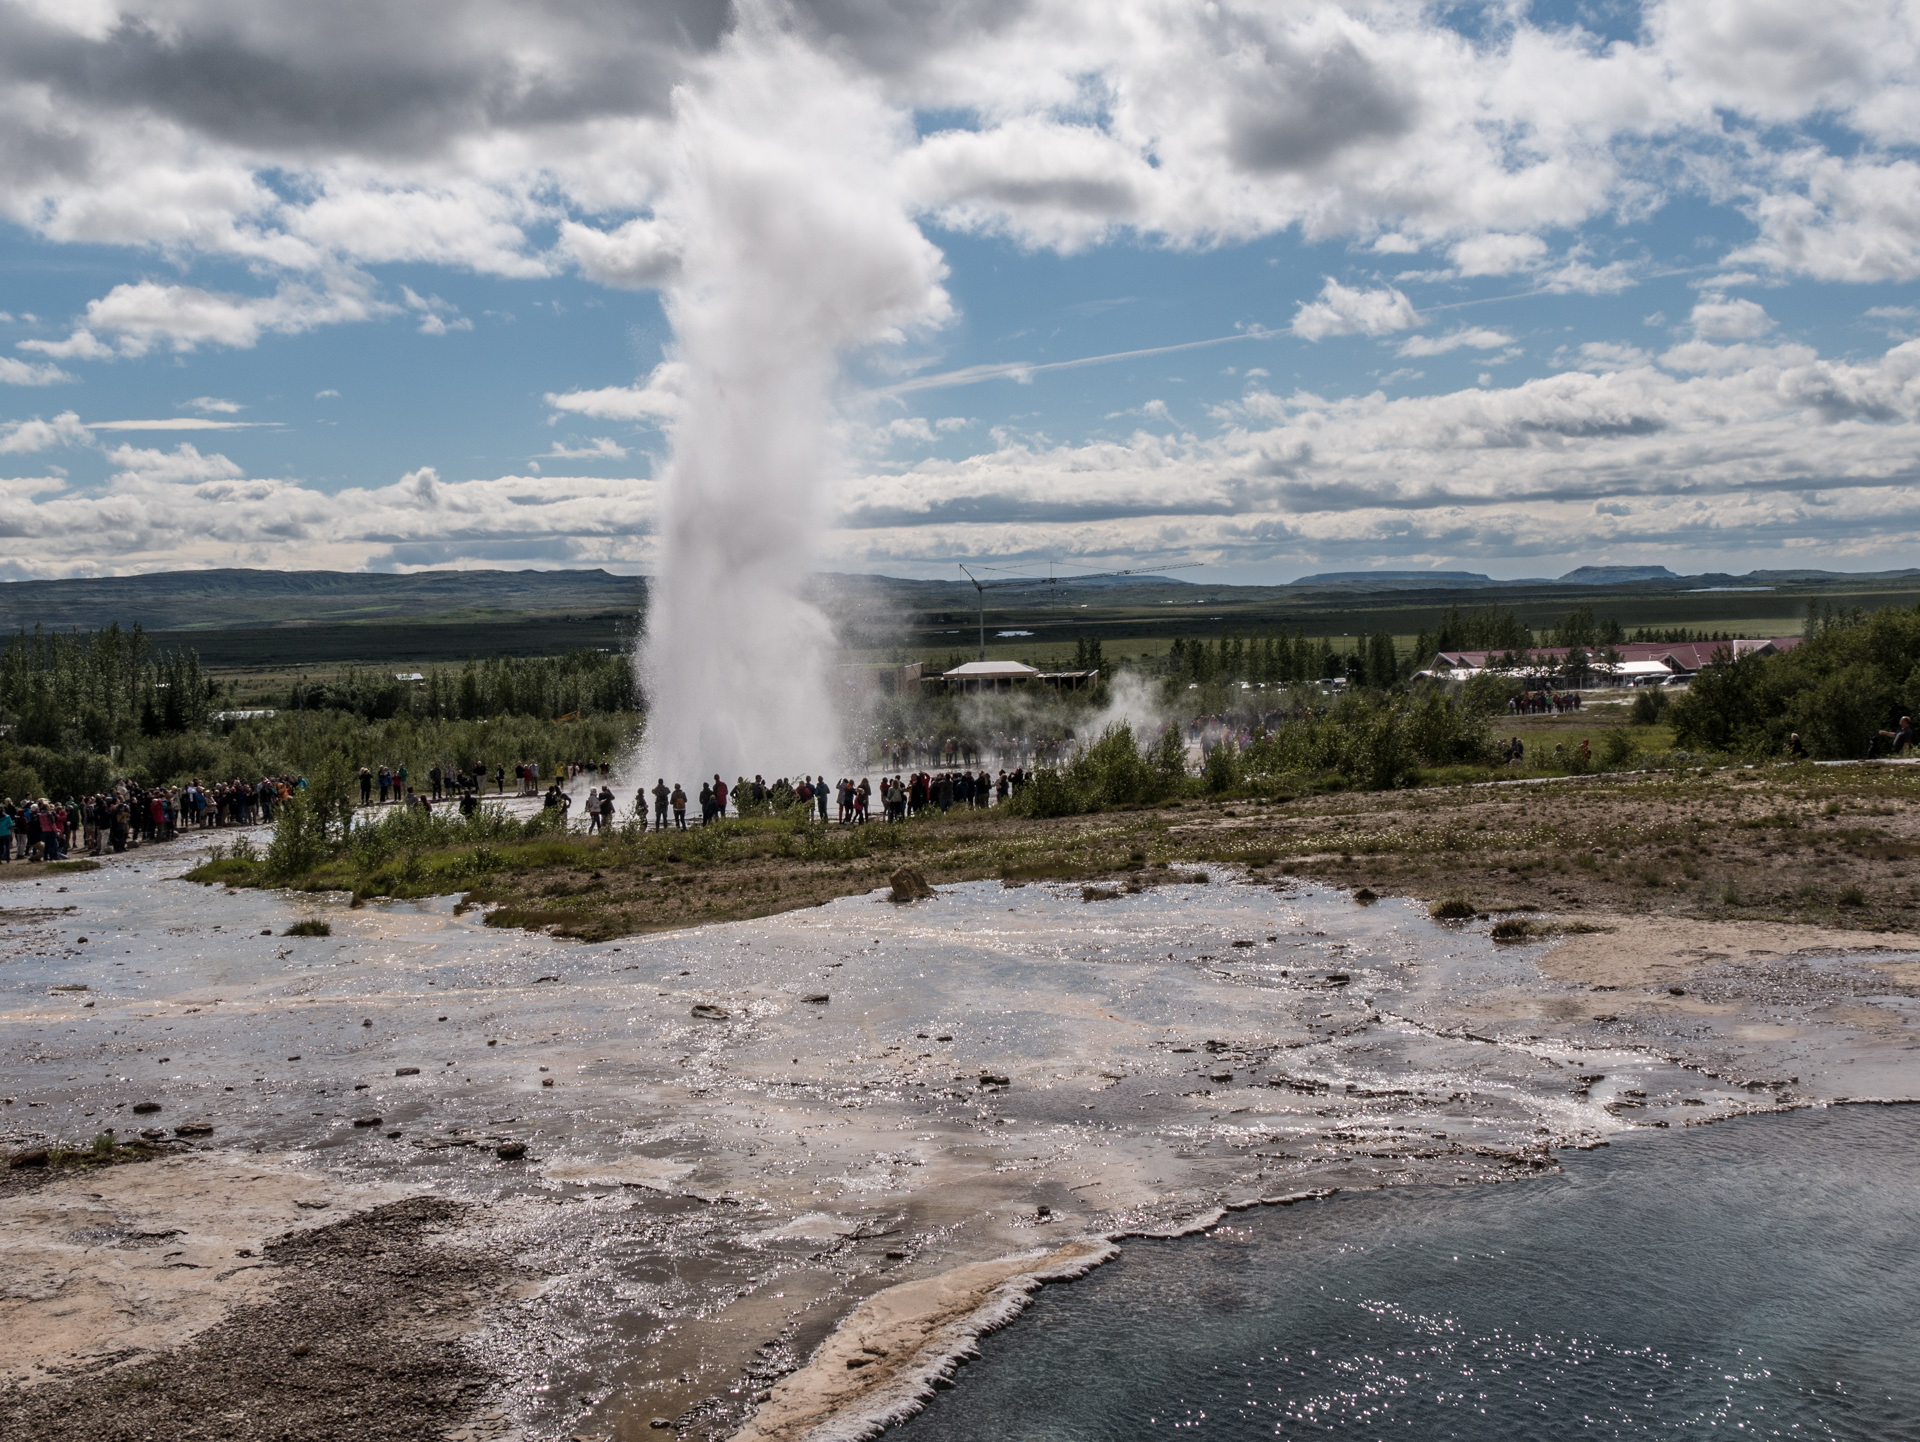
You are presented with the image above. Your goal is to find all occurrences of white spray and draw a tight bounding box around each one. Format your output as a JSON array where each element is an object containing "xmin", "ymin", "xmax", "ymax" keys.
[{"xmin": 637, "ymin": 5, "xmax": 950, "ymax": 783}]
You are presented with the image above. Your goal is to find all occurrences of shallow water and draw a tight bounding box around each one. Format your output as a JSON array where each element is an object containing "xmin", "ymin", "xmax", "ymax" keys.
[{"xmin": 898, "ymin": 1104, "xmax": 1920, "ymax": 1440}]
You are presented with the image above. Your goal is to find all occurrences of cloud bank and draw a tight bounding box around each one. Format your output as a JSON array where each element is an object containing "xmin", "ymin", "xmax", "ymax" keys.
[{"xmin": 7, "ymin": 1, "xmax": 1920, "ymax": 574}]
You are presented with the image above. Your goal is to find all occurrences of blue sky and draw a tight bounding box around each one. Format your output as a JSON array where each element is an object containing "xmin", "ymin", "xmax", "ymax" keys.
[{"xmin": 6, "ymin": 0, "xmax": 1920, "ymax": 583}]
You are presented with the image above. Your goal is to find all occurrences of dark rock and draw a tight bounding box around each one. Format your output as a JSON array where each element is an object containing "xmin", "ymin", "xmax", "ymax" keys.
[
  {"xmin": 532, "ymin": 975, "xmax": 559, "ymax": 984},
  {"xmin": 799, "ymin": 993, "xmax": 830, "ymax": 1005},
  {"xmin": 1668, "ymin": 986, "xmax": 1686, "ymax": 996},
  {"xmin": 132, "ymin": 1101, "xmax": 162, "ymax": 1114},
  {"xmin": 9, "ymin": 1148, "xmax": 49, "ymax": 1168},
  {"xmin": 395, "ymin": 1066, "xmax": 421, "ymax": 1076},
  {"xmin": 496, "ymin": 1142, "xmax": 527, "ymax": 1160},
  {"xmin": 1081, "ymin": 886, "xmax": 1120, "ymax": 902},
  {"xmin": 1352, "ymin": 888, "xmax": 1378, "ymax": 903},
  {"xmin": 290, "ymin": 1343, "xmax": 311, "ymax": 1357},
  {"xmin": 352, "ymin": 1116, "xmax": 383, "ymax": 1128},
  {"xmin": 362, "ymin": 1019, "xmax": 372, "ymax": 1028},
  {"xmin": 889, "ymin": 867, "xmax": 934, "ymax": 902},
  {"xmin": 1035, "ymin": 1205, "xmax": 1051, "ymax": 1217},
  {"xmin": 541, "ymin": 1077, "xmax": 554, "ymax": 1087},
  {"xmin": 691, "ymin": 1004, "xmax": 730, "ymax": 1020},
  {"xmin": 174, "ymin": 1123, "xmax": 213, "ymax": 1137},
  {"xmin": 1231, "ymin": 939, "xmax": 1256, "ymax": 948},
  {"xmin": 139, "ymin": 1128, "xmax": 167, "ymax": 1141},
  {"xmin": 1210, "ymin": 1070, "xmax": 1233, "ymax": 1082},
  {"xmin": 978, "ymin": 1073, "xmax": 1010, "ymax": 1088},
  {"xmin": 1326, "ymin": 972, "xmax": 1351, "ymax": 986}
]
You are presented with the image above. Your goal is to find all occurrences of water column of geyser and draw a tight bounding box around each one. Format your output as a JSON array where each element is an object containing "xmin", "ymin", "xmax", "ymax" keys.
[{"xmin": 637, "ymin": 6, "xmax": 950, "ymax": 782}]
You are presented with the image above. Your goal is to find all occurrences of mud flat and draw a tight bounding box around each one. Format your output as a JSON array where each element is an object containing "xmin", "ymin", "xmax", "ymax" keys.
[{"xmin": 3, "ymin": 840, "xmax": 1917, "ymax": 1441}]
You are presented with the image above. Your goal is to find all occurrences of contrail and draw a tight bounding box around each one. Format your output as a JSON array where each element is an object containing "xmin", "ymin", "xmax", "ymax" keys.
[{"xmin": 880, "ymin": 327, "xmax": 1278, "ymax": 395}]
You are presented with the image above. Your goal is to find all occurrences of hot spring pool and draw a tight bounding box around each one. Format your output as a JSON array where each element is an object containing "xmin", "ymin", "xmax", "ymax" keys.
[{"xmin": 898, "ymin": 1104, "xmax": 1920, "ymax": 1440}]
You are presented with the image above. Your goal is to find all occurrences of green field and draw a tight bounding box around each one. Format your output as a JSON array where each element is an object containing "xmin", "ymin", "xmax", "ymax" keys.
[{"xmin": 5, "ymin": 566, "xmax": 1916, "ymax": 688}]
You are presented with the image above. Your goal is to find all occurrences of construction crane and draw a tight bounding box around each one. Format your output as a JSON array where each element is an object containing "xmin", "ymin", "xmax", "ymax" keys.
[{"xmin": 955, "ymin": 560, "xmax": 1202, "ymax": 661}]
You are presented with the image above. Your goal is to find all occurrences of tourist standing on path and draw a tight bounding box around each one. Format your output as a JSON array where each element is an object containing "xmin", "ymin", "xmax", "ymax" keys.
[
  {"xmin": 652, "ymin": 779, "xmax": 670, "ymax": 831},
  {"xmin": 359, "ymin": 767, "xmax": 372, "ymax": 806},
  {"xmin": 713, "ymin": 775, "xmax": 728, "ymax": 818},
  {"xmin": 671, "ymin": 782, "xmax": 688, "ymax": 830}
]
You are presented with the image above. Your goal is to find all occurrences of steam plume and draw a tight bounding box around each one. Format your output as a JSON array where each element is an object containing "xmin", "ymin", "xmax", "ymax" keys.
[{"xmin": 638, "ymin": 4, "xmax": 950, "ymax": 782}]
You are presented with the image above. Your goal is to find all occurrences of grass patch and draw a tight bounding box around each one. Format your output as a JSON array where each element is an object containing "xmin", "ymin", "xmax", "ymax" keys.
[
  {"xmin": 282, "ymin": 919, "xmax": 332, "ymax": 937},
  {"xmin": 1428, "ymin": 895, "xmax": 1476, "ymax": 920},
  {"xmin": 44, "ymin": 859, "xmax": 102, "ymax": 873},
  {"xmin": 9, "ymin": 1135, "xmax": 166, "ymax": 1173},
  {"xmin": 1491, "ymin": 917, "xmax": 1546, "ymax": 942}
]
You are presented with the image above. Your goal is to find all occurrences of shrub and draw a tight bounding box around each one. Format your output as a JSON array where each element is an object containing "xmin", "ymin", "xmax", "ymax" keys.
[
  {"xmin": 1490, "ymin": 917, "xmax": 1544, "ymax": 942},
  {"xmin": 1629, "ymin": 687, "xmax": 1670, "ymax": 725},
  {"xmin": 1668, "ymin": 605, "xmax": 1920, "ymax": 758},
  {"xmin": 1429, "ymin": 895, "xmax": 1475, "ymax": 919},
  {"xmin": 283, "ymin": 919, "xmax": 332, "ymax": 937},
  {"xmin": 1007, "ymin": 723, "xmax": 1180, "ymax": 818},
  {"xmin": 1600, "ymin": 728, "xmax": 1637, "ymax": 767},
  {"xmin": 1239, "ymin": 689, "xmax": 1490, "ymax": 792},
  {"xmin": 263, "ymin": 789, "xmax": 329, "ymax": 878},
  {"xmin": 1202, "ymin": 738, "xmax": 1241, "ymax": 793}
]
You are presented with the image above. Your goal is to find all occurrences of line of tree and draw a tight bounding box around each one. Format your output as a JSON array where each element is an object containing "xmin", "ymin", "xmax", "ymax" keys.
[
  {"xmin": 1412, "ymin": 604, "xmax": 1536, "ymax": 658},
  {"xmin": 0, "ymin": 625, "xmax": 215, "ymax": 749},
  {"xmin": 285, "ymin": 651, "xmax": 637, "ymax": 721},
  {"xmin": 1163, "ymin": 631, "xmax": 1402, "ymax": 687},
  {"xmin": 1630, "ymin": 626, "xmax": 1750, "ymax": 643}
]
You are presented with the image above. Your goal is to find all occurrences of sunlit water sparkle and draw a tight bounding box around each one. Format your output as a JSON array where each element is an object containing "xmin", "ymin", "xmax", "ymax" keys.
[{"xmin": 899, "ymin": 1104, "xmax": 1920, "ymax": 1440}]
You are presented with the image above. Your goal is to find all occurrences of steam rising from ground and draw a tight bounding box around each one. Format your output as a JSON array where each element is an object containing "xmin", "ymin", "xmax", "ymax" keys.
[{"xmin": 638, "ymin": 4, "xmax": 950, "ymax": 782}]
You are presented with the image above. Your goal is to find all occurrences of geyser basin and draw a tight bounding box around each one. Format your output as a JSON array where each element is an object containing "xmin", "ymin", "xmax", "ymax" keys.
[{"xmin": 3, "ymin": 851, "xmax": 1916, "ymax": 1441}]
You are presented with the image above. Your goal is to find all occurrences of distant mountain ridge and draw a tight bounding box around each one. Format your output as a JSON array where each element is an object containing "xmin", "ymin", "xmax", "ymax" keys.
[
  {"xmin": 1557, "ymin": 565, "xmax": 1679, "ymax": 584},
  {"xmin": 6, "ymin": 563, "xmax": 1920, "ymax": 638}
]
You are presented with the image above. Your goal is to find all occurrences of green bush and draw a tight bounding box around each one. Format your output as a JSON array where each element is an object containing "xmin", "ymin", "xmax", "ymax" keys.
[
  {"xmin": 1629, "ymin": 687, "xmax": 1670, "ymax": 725},
  {"xmin": 1668, "ymin": 606, "xmax": 1920, "ymax": 758},
  {"xmin": 1237, "ymin": 689, "xmax": 1490, "ymax": 791},
  {"xmin": 0, "ymin": 759, "xmax": 43, "ymax": 803},
  {"xmin": 263, "ymin": 789, "xmax": 329, "ymax": 879},
  {"xmin": 1600, "ymin": 728, "xmax": 1637, "ymax": 767},
  {"xmin": 1202, "ymin": 739, "xmax": 1241, "ymax": 794},
  {"xmin": 1007, "ymin": 723, "xmax": 1181, "ymax": 818}
]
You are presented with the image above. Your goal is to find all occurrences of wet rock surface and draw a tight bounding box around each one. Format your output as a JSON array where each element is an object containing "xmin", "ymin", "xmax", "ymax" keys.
[
  {"xmin": 2, "ymin": 841, "xmax": 1917, "ymax": 1441},
  {"xmin": 0, "ymin": 1195, "xmax": 516, "ymax": 1442}
]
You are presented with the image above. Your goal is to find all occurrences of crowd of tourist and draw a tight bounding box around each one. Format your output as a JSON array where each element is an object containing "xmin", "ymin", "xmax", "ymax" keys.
[
  {"xmin": 630, "ymin": 767, "xmax": 1031, "ymax": 830},
  {"xmin": 1507, "ymin": 690, "xmax": 1584, "ymax": 714},
  {"xmin": 878, "ymin": 734, "xmax": 1070, "ymax": 770},
  {"xmin": 357, "ymin": 758, "xmax": 612, "ymax": 805},
  {"xmin": 0, "ymin": 776, "xmax": 302, "ymax": 861}
]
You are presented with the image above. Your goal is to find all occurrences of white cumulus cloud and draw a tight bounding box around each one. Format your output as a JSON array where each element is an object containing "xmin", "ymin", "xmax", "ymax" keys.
[{"xmin": 1291, "ymin": 279, "xmax": 1421, "ymax": 341}]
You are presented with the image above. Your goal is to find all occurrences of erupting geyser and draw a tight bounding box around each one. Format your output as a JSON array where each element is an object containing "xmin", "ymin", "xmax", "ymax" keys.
[{"xmin": 637, "ymin": 3, "xmax": 950, "ymax": 781}]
